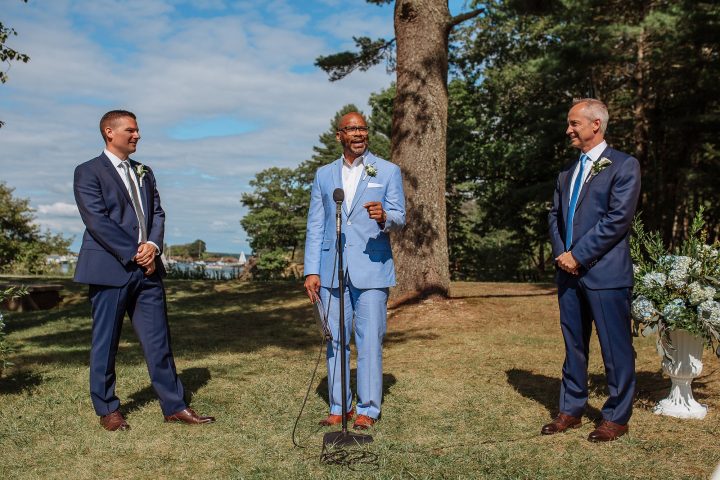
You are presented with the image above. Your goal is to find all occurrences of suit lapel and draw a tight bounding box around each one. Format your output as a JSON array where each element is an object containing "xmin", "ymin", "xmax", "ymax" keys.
[
  {"xmin": 561, "ymin": 164, "xmax": 575, "ymax": 212},
  {"xmin": 101, "ymin": 154, "xmax": 133, "ymax": 205},
  {"xmin": 348, "ymin": 157, "xmax": 373, "ymax": 216},
  {"xmin": 576, "ymin": 147, "xmax": 612, "ymax": 210}
]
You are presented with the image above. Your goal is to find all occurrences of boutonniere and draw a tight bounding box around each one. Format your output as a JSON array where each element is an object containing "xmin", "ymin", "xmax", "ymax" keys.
[
  {"xmin": 591, "ymin": 157, "xmax": 612, "ymax": 176},
  {"xmin": 364, "ymin": 164, "xmax": 377, "ymax": 180},
  {"xmin": 135, "ymin": 164, "xmax": 148, "ymax": 187}
]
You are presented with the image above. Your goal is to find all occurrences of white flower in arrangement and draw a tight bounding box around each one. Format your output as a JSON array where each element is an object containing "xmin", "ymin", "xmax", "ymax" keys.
[
  {"xmin": 702, "ymin": 244, "xmax": 719, "ymax": 259},
  {"xmin": 642, "ymin": 271, "xmax": 667, "ymax": 289},
  {"xmin": 688, "ymin": 282, "xmax": 716, "ymax": 306},
  {"xmin": 633, "ymin": 264, "xmax": 640, "ymax": 275},
  {"xmin": 697, "ymin": 300, "xmax": 720, "ymax": 327},
  {"xmin": 662, "ymin": 298, "xmax": 688, "ymax": 323},
  {"xmin": 631, "ymin": 296, "xmax": 657, "ymax": 323},
  {"xmin": 667, "ymin": 255, "xmax": 692, "ymax": 288}
]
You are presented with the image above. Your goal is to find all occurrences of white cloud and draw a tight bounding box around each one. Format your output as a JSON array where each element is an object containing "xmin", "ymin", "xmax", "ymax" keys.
[
  {"xmin": 37, "ymin": 202, "xmax": 79, "ymax": 217},
  {"xmin": 0, "ymin": 0, "xmax": 394, "ymax": 253}
]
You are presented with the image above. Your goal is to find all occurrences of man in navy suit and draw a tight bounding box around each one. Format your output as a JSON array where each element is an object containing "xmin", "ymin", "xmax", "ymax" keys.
[
  {"xmin": 74, "ymin": 110, "xmax": 214, "ymax": 431},
  {"xmin": 304, "ymin": 112, "xmax": 405, "ymax": 430},
  {"xmin": 545, "ymin": 99, "xmax": 641, "ymax": 442}
]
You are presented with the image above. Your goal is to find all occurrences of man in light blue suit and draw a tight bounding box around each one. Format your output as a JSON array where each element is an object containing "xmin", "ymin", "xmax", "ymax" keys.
[
  {"xmin": 545, "ymin": 99, "xmax": 641, "ymax": 442},
  {"xmin": 74, "ymin": 110, "xmax": 214, "ymax": 431},
  {"xmin": 304, "ymin": 112, "xmax": 405, "ymax": 430}
]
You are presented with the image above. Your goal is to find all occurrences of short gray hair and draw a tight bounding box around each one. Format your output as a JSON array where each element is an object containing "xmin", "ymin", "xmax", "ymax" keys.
[{"xmin": 572, "ymin": 98, "xmax": 609, "ymax": 134}]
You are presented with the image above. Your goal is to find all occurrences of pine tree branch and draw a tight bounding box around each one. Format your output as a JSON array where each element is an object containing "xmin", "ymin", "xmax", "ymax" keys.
[{"xmin": 448, "ymin": 7, "xmax": 485, "ymax": 30}]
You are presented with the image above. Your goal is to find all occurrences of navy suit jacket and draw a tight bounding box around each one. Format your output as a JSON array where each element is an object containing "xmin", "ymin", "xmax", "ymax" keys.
[
  {"xmin": 73, "ymin": 152, "xmax": 166, "ymax": 287},
  {"xmin": 548, "ymin": 146, "xmax": 641, "ymax": 289}
]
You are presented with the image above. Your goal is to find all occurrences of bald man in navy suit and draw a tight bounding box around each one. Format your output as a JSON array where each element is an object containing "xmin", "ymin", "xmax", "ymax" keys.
[{"xmin": 74, "ymin": 110, "xmax": 214, "ymax": 431}]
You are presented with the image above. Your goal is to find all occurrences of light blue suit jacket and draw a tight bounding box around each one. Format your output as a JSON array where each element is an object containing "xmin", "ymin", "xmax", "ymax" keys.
[{"xmin": 304, "ymin": 152, "xmax": 405, "ymax": 289}]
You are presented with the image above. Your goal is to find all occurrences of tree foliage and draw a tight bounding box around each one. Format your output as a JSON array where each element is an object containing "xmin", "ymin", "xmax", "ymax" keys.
[
  {"xmin": 167, "ymin": 239, "xmax": 206, "ymax": 260},
  {"xmin": 0, "ymin": 182, "xmax": 71, "ymax": 274},
  {"xmin": 1, "ymin": 0, "xmax": 30, "ymax": 128},
  {"xmin": 448, "ymin": 0, "xmax": 720, "ymax": 275}
]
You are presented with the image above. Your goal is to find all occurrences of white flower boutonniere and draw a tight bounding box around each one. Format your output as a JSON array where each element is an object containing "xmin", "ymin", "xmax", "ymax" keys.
[
  {"xmin": 364, "ymin": 164, "xmax": 377, "ymax": 179},
  {"xmin": 591, "ymin": 157, "xmax": 612, "ymax": 176},
  {"xmin": 135, "ymin": 164, "xmax": 148, "ymax": 187}
]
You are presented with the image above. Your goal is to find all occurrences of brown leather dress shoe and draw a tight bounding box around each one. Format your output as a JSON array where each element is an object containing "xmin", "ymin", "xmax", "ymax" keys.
[
  {"xmin": 164, "ymin": 407, "xmax": 215, "ymax": 425},
  {"xmin": 100, "ymin": 410, "xmax": 130, "ymax": 431},
  {"xmin": 352, "ymin": 414, "xmax": 376, "ymax": 430},
  {"xmin": 319, "ymin": 409, "xmax": 354, "ymax": 426},
  {"xmin": 541, "ymin": 413, "xmax": 581, "ymax": 435},
  {"xmin": 588, "ymin": 420, "xmax": 628, "ymax": 442}
]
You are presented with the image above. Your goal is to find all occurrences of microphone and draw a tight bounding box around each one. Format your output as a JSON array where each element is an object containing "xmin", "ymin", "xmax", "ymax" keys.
[{"xmin": 333, "ymin": 188, "xmax": 344, "ymax": 235}]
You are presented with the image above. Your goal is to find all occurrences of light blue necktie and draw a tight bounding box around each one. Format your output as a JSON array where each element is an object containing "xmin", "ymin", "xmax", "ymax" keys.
[{"xmin": 565, "ymin": 153, "xmax": 588, "ymax": 250}]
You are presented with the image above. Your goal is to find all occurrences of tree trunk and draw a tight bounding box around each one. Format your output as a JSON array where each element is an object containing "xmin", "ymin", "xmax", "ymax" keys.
[{"xmin": 390, "ymin": 0, "xmax": 451, "ymax": 301}]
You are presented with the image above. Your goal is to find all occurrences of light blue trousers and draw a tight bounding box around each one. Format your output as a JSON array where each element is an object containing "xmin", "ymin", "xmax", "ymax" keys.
[{"xmin": 320, "ymin": 278, "xmax": 388, "ymax": 419}]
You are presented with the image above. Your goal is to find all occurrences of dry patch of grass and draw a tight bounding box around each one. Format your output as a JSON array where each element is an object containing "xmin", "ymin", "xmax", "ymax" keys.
[{"xmin": 0, "ymin": 279, "xmax": 718, "ymax": 479}]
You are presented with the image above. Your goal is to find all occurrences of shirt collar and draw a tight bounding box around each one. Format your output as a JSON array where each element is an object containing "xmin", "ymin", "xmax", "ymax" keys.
[
  {"xmin": 105, "ymin": 148, "xmax": 129, "ymax": 168},
  {"xmin": 584, "ymin": 141, "xmax": 607, "ymax": 163},
  {"xmin": 342, "ymin": 153, "xmax": 365, "ymax": 168}
]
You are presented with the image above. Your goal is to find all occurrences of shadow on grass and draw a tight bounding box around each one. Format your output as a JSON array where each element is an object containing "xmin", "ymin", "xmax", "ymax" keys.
[
  {"xmin": 506, "ymin": 369, "xmax": 602, "ymax": 421},
  {"xmin": 315, "ymin": 369, "xmax": 397, "ymax": 409},
  {"xmin": 0, "ymin": 369, "xmax": 43, "ymax": 394},
  {"xmin": 451, "ymin": 292, "xmax": 556, "ymax": 299},
  {"xmin": 13, "ymin": 281, "xmax": 434, "ymax": 367},
  {"xmin": 123, "ymin": 367, "xmax": 211, "ymax": 414},
  {"xmin": 507, "ymin": 368, "xmax": 697, "ymax": 419}
]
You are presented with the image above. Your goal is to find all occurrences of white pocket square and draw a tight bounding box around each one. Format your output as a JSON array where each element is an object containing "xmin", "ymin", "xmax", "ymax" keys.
[{"xmin": 368, "ymin": 182, "xmax": 383, "ymax": 188}]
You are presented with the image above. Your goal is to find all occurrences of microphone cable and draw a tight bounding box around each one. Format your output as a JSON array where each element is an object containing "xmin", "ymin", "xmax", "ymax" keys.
[{"xmin": 291, "ymin": 246, "xmax": 338, "ymax": 449}]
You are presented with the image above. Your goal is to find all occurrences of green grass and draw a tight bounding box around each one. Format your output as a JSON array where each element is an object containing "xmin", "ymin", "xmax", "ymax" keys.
[{"xmin": 0, "ymin": 280, "xmax": 718, "ymax": 479}]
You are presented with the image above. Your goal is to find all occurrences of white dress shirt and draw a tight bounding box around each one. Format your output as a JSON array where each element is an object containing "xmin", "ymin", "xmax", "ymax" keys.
[
  {"xmin": 342, "ymin": 154, "xmax": 365, "ymax": 209},
  {"xmin": 567, "ymin": 140, "xmax": 607, "ymax": 204}
]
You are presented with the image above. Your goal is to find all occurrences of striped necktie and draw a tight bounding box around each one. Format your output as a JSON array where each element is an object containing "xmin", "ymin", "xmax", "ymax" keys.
[
  {"xmin": 120, "ymin": 161, "xmax": 147, "ymax": 243},
  {"xmin": 565, "ymin": 154, "xmax": 588, "ymax": 250}
]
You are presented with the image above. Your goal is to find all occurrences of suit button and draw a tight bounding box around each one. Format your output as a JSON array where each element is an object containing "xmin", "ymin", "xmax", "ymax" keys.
[
  {"xmin": 347, "ymin": 221, "xmax": 352, "ymax": 225},
  {"xmin": 133, "ymin": 226, "xmax": 137, "ymax": 230}
]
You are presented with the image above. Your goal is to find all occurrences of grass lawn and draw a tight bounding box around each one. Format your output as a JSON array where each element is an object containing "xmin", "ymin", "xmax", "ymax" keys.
[{"xmin": 1, "ymin": 279, "xmax": 718, "ymax": 479}]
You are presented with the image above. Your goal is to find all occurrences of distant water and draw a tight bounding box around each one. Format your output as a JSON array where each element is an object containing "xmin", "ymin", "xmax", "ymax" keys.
[{"xmin": 169, "ymin": 262, "xmax": 244, "ymax": 280}]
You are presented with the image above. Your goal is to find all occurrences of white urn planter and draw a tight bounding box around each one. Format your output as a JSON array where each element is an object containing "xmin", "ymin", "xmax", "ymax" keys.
[{"xmin": 653, "ymin": 329, "xmax": 708, "ymax": 419}]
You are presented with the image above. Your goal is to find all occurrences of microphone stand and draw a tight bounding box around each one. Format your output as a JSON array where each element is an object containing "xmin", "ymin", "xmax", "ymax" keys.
[{"xmin": 323, "ymin": 196, "xmax": 373, "ymax": 448}]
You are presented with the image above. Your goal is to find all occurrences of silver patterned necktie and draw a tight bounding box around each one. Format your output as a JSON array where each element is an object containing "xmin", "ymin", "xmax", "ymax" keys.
[{"xmin": 120, "ymin": 161, "xmax": 147, "ymax": 242}]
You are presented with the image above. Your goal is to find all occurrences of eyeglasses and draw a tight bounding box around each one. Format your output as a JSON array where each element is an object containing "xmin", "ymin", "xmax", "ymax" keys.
[{"xmin": 339, "ymin": 126, "xmax": 369, "ymax": 134}]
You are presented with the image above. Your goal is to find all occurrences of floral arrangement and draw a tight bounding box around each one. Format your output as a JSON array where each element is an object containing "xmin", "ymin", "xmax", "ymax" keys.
[
  {"xmin": 364, "ymin": 164, "xmax": 377, "ymax": 178},
  {"xmin": 630, "ymin": 208, "xmax": 720, "ymax": 359}
]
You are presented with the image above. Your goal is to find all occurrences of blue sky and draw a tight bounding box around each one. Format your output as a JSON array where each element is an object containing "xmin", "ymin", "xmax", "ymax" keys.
[{"xmin": 1, "ymin": 0, "xmax": 470, "ymax": 254}]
